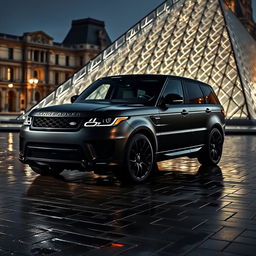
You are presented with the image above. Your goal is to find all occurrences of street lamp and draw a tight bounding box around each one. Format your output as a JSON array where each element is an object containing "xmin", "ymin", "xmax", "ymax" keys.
[{"xmin": 29, "ymin": 78, "xmax": 39, "ymax": 105}]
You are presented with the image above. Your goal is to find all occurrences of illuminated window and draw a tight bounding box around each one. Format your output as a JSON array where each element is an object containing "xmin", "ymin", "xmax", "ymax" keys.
[
  {"xmin": 7, "ymin": 67, "xmax": 14, "ymax": 81},
  {"xmin": 226, "ymin": 0, "xmax": 236, "ymax": 13}
]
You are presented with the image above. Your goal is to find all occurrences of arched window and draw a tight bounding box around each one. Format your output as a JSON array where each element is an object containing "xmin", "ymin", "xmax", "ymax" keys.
[
  {"xmin": 32, "ymin": 68, "xmax": 44, "ymax": 82},
  {"xmin": 34, "ymin": 70, "xmax": 38, "ymax": 78}
]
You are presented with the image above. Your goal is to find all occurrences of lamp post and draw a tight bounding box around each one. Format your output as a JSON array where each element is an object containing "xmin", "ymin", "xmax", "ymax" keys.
[{"xmin": 29, "ymin": 78, "xmax": 39, "ymax": 106}]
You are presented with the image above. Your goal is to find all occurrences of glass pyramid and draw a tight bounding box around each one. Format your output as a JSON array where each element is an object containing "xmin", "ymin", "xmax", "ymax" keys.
[{"xmin": 30, "ymin": 0, "xmax": 256, "ymax": 120}]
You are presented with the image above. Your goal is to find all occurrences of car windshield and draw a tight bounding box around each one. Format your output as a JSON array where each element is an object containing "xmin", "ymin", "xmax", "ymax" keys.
[{"xmin": 75, "ymin": 76, "xmax": 166, "ymax": 106}]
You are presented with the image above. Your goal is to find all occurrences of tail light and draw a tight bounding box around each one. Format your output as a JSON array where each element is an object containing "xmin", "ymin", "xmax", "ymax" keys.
[{"xmin": 221, "ymin": 109, "xmax": 226, "ymax": 116}]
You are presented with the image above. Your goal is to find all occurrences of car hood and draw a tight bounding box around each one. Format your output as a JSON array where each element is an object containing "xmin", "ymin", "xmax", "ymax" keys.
[{"xmin": 31, "ymin": 103, "xmax": 156, "ymax": 117}]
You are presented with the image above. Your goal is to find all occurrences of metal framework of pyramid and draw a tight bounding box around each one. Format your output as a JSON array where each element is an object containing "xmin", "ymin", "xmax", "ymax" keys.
[{"xmin": 30, "ymin": 0, "xmax": 256, "ymax": 120}]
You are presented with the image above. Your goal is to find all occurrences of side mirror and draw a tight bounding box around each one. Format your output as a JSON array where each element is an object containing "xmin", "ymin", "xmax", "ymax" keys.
[
  {"xmin": 71, "ymin": 95, "xmax": 79, "ymax": 103},
  {"xmin": 164, "ymin": 94, "xmax": 183, "ymax": 105}
]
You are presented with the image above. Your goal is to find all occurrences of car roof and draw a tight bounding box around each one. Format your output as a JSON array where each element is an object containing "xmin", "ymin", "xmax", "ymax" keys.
[{"xmin": 101, "ymin": 74, "xmax": 212, "ymax": 88}]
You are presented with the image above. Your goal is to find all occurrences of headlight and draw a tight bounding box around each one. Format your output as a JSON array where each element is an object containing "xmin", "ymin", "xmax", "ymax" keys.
[
  {"xmin": 23, "ymin": 116, "xmax": 32, "ymax": 126},
  {"xmin": 84, "ymin": 117, "xmax": 128, "ymax": 127}
]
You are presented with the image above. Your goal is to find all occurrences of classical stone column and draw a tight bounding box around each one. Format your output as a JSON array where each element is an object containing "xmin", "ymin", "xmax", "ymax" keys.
[
  {"xmin": 0, "ymin": 67, "xmax": 4, "ymax": 80},
  {"xmin": 2, "ymin": 89, "xmax": 7, "ymax": 112},
  {"xmin": 27, "ymin": 87, "xmax": 32, "ymax": 108}
]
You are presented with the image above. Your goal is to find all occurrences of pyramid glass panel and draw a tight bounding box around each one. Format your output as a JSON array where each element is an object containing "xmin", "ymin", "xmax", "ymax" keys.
[{"xmin": 30, "ymin": 0, "xmax": 256, "ymax": 120}]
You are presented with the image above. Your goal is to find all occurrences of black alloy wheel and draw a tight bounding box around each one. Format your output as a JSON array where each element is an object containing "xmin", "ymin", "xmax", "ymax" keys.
[
  {"xmin": 125, "ymin": 134, "xmax": 154, "ymax": 183},
  {"xmin": 198, "ymin": 128, "xmax": 224, "ymax": 165}
]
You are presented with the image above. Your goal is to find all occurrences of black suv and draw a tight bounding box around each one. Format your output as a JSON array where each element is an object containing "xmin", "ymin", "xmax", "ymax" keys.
[{"xmin": 20, "ymin": 75, "xmax": 225, "ymax": 183}]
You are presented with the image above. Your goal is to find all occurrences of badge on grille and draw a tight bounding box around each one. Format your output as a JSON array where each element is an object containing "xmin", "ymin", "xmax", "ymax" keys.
[{"xmin": 69, "ymin": 122, "xmax": 77, "ymax": 126}]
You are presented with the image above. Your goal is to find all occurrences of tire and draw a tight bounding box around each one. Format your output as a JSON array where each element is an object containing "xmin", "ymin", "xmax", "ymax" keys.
[
  {"xmin": 198, "ymin": 128, "xmax": 224, "ymax": 165},
  {"xmin": 30, "ymin": 164, "xmax": 63, "ymax": 176},
  {"xmin": 117, "ymin": 133, "xmax": 155, "ymax": 183}
]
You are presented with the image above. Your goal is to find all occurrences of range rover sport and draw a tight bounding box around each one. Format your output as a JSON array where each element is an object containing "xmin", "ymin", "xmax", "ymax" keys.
[{"xmin": 20, "ymin": 75, "xmax": 225, "ymax": 183}]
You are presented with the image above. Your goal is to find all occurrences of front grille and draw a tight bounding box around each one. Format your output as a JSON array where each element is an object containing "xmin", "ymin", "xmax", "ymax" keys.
[
  {"xmin": 32, "ymin": 117, "xmax": 83, "ymax": 129},
  {"xmin": 26, "ymin": 144, "xmax": 82, "ymax": 161}
]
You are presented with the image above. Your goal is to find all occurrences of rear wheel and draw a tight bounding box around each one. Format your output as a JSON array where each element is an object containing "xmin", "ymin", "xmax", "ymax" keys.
[
  {"xmin": 198, "ymin": 128, "xmax": 224, "ymax": 165},
  {"xmin": 30, "ymin": 163, "xmax": 63, "ymax": 176},
  {"xmin": 117, "ymin": 134, "xmax": 155, "ymax": 183}
]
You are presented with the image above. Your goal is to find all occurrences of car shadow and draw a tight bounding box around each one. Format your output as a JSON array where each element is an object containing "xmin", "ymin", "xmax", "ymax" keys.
[{"xmin": 26, "ymin": 163, "xmax": 223, "ymax": 198}]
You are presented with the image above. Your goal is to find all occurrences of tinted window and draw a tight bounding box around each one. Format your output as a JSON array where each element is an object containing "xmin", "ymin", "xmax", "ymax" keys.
[
  {"xmin": 201, "ymin": 85, "xmax": 220, "ymax": 105},
  {"xmin": 185, "ymin": 81, "xmax": 204, "ymax": 104},
  {"xmin": 162, "ymin": 79, "xmax": 183, "ymax": 99}
]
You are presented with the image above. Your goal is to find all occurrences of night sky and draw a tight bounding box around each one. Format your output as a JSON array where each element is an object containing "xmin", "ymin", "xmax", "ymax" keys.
[{"xmin": 0, "ymin": 0, "xmax": 255, "ymax": 43}]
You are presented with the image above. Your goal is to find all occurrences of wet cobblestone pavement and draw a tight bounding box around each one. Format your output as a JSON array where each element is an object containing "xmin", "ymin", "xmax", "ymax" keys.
[{"xmin": 0, "ymin": 133, "xmax": 256, "ymax": 255}]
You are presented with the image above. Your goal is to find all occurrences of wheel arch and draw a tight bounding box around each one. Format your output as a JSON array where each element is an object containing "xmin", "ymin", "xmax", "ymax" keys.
[
  {"xmin": 128, "ymin": 126, "xmax": 158, "ymax": 153},
  {"xmin": 210, "ymin": 123, "xmax": 225, "ymax": 138},
  {"xmin": 207, "ymin": 115, "xmax": 225, "ymax": 138}
]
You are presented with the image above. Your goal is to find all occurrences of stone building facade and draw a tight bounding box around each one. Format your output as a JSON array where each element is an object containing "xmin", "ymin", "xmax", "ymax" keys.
[
  {"xmin": 0, "ymin": 18, "xmax": 111, "ymax": 112},
  {"xmin": 226, "ymin": 0, "xmax": 256, "ymax": 39}
]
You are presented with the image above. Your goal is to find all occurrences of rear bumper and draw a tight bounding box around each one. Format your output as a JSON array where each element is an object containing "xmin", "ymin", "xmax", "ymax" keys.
[{"xmin": 20, "ymin": 122, "xmax": 132, "ymax": 170}]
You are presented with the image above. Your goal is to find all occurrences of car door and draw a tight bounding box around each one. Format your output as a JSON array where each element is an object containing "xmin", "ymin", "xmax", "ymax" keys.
[
  {"xmin": 182, "ymin": 80, "xmax": 208, "ymax": 147},
  {"xmin": 155, "ymin": 78, "xmax": 190, "ymax": 152}
]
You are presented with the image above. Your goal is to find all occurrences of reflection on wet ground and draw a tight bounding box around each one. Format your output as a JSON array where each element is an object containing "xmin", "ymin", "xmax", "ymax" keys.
[{"xmin": 0, "ymin": 133, "xmax": 255, "ymax": 255}]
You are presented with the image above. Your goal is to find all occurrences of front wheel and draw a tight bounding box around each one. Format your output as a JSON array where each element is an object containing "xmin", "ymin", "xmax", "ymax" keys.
[
  {"xmin": 198, "ymin": 128, "xmax": 224, "ymax": 165},
  {"xmin": 117, "ymin": 134, "xmax": 155, "ymax": 183}
]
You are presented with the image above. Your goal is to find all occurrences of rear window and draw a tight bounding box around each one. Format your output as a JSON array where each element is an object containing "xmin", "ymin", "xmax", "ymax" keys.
[
  {"xmin": 185, "ymin": 81, "xmax": 204, "ymax": 104},
  {"xmin": 200, "ymin": 85, "xmax": 220, "ymax": 105}
]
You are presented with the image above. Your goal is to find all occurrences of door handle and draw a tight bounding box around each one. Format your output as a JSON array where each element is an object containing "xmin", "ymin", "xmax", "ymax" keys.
[
  {"xmin": 151, "ymin": 116, "xmax": 160, "ymax": 120},
  {"xmin": 206, "ymin": 108, "xmax": 211, "ymax": 113},
  {"xmin": 181, "ymin": 109, "xmax": 189, "ymax": 115}
]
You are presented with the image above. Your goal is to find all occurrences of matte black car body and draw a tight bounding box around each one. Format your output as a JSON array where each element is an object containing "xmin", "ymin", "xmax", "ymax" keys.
[{"xmin": 20, "ymin": 75, "xmax": 225, "ymax": 182}]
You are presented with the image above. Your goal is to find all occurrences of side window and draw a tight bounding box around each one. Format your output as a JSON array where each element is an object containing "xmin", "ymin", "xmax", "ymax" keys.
[
  {"xmin": 162, "ymin": 79, "xmax": 183, "ymax": 99},
  {"xmin": 201, "ymin": 85, "xmax": 220, "ymax": 105},
  {"xmin": 185, "ymin": 81, "xmax": 204, "ymax": 104}
]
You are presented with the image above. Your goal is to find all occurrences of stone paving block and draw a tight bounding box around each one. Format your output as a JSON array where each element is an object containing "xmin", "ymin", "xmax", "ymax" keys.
[
  {"xmin": 211, "ymin": 227, "xmax": 244, "ymax": 241},
  {"xmin": 186, "ymin": 248, "xmax": 238, "ymax": 256},
  {"xmin": 199, "ymin": 238, "xmax": 230, "ymax": 250},
  {"xmin": 161, "ymin": 232, "xmax": 211, "ymax": 254},
  {"xmin": 240, "ymin": 230, "xmax": 256, "ymax": 238},
  {"xmin": 224, "ymin": 242, "xmax": 256, "ymax": 256},
  {"xmin": 233, "ymin": 236, "xmax": 256, "ymax": 246}
]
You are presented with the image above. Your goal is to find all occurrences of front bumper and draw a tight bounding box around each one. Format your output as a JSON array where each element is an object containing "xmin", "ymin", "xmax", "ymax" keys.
[{"xmin": 20, "ymin": 122, "xmax": 132, "ymax": 170}]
